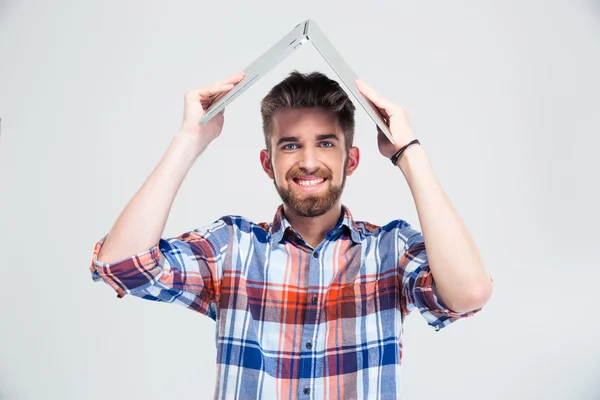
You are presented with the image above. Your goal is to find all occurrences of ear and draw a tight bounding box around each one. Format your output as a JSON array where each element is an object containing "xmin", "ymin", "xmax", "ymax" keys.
[
  {"xmin": 260, "ymin": 149, "xmax": 275, "ymax": 179},
  {"xmin": 345, "ymin": 146, "xmax": 360, "ymax": 176}
]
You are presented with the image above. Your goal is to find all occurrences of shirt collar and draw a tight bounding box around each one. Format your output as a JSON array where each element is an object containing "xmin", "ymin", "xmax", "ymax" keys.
[{"xmin": 268, "ymin": 204, "xmax": 362, "ymax": 245}]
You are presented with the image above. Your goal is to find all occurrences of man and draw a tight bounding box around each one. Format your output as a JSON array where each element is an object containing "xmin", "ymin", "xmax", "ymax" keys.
[{"xmin": 90, "ymin": 70, "xmax": 493, "ymax": 399}]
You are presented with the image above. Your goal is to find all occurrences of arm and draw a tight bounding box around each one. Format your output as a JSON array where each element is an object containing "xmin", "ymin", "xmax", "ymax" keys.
[
  {"xmin": 96, "ymin": 72, "xmax": 245, "ymax": 265},
  {"xmin": 398, "ymin": 145, "xmax": 492, "ymax": 313},
  {"xmin": 355, "ymin": 79, "xmax": 493, "ymax": 314},
  {"xmin": 96, "ymin": 132, "xmax": 208, "ymax": 264},
  {"xmin": 91, "ymin": 73, "xmax": 245, "ymax": 313}
]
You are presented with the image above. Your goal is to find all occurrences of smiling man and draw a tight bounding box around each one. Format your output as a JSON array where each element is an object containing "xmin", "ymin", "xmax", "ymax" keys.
[{"xmin": 90, "ymin": 70, "xmax": 493, "ymax": 399}]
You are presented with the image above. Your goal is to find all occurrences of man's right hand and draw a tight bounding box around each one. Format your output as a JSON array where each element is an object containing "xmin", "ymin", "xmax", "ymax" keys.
[{"xmin": 178, "ymin": 72, "xmax": 245, "ymax": 144}]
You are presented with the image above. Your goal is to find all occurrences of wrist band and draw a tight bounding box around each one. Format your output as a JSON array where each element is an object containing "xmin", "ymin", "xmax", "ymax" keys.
[{"xmin": 390, "ymin": 139, "xmax": 420, "ymax": 166}]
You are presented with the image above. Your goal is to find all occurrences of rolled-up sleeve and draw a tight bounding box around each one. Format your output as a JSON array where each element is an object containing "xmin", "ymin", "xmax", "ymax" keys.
[
  {"xmin": 398, "ymin": 229, "xmax": 481, "ymax": 331},
  {"xmin": 90, "ymin": 220, "xmax": 228, "ymax": 320}
]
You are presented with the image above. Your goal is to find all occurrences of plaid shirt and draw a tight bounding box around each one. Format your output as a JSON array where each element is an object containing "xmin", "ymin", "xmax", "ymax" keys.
[{"xmin": 90, "ymin": 205, "xmax": 479, "ymax": 399}]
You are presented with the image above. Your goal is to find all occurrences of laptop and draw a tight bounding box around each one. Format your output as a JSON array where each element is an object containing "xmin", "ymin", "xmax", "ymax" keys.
[{"xmin": 198, "ymin": 18, "xmax": 395, "ymax": 144}]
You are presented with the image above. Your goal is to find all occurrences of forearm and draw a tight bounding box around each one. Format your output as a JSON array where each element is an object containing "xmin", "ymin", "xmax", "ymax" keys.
[
  {"xmin": 97, "ymin": 132, "xmax": 211, "ymax": 264},
  {"xmin": 398, "ymin": 145, "xmax": 492, "ymax": 312}
]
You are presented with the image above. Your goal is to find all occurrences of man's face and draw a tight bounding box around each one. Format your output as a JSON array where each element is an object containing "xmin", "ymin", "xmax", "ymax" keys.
[{"xmin": 260, "ymin": 108, "xmax": 359, "ymax": 217}]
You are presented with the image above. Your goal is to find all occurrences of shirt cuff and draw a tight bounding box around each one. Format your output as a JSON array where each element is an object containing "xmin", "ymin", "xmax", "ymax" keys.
[
  {"xmin": 414, "ymin": 277, "xmax": 483, "ymax": 331},
  {"xmin": 89, "ymin": 235, "xmax": 164, "ymax": 298}
]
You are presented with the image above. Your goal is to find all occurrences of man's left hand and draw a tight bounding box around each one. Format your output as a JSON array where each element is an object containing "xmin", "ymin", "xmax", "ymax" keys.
[{"xmin": 355, "ymin": 79, "xmax": 417, "ymax": 159}]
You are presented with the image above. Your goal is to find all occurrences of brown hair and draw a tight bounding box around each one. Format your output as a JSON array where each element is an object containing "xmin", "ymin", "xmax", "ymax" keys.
[{"xmin": 260, "ymin": 70, "xmax": 356, "ymax": 153}]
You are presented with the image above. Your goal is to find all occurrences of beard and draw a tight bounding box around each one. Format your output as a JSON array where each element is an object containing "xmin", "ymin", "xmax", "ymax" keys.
[{"xmin": 272, "ymin": 158, "xmax": 348, "ymax": 218}]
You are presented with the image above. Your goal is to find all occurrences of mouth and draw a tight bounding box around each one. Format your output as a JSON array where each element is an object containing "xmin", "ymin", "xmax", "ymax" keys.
[{"xmin": 291, "ymin": 177, "xmax": 328, "ymax": 193}]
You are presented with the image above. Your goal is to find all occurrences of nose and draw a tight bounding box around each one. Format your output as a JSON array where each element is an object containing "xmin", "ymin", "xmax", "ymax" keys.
[{"xmin": 297, "ymin": 146, "xmax": 319, "ymax": 172}]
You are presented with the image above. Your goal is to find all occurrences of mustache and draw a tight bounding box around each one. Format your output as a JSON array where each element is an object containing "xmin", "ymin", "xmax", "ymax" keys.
[{"xmin": 285, "ymin": 167, "xmax": 330, "ymax": 180}]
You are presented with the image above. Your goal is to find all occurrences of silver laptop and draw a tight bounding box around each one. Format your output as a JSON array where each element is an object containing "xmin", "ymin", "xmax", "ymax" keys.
[{"xmin": 198, "ymin": 19, "xmax": 395, "ymax": 144}]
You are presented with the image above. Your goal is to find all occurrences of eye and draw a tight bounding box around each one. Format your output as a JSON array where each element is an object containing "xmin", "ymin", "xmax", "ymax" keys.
[
  {"xmin": 320, "ymin": 141, "xmax": 334, "ymax": 148},
  {"xmin": 283, "ymin": 143, "xmax": 298, "ymax": 150}
]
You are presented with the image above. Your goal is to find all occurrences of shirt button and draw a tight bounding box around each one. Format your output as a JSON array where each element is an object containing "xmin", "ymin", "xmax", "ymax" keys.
[
  {"xmin": 313, "ymin": 251, "xmax": 319, "ymax": 258},
  {"xmin": 311, "ymin": 295, "xmax": 318, "ymax": 304},
  {"xmin": 303, "ymin": 387, "xmax": 311, "ymax": 395},
  {"xmin": 306, "ymin": 342, "xmax": 312, "ymax": 350}
]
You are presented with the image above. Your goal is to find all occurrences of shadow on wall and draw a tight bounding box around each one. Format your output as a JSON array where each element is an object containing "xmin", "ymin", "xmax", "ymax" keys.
[
  {"xmin": 0, "ymin": 0, "xmax": 16, "ymax": 28},
  {"xmin": 587, "ymin": 0, "xmax": 600, "ymax": 21},
  {"xmin": 0, "ymin": 375, "xmax": 17, "ymax": 400}
]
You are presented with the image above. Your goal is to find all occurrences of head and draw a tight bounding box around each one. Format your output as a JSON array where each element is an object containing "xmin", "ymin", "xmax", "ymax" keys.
[{"xmin": 259, "ymin": 71, "xmax": 360, "ymax": 218}]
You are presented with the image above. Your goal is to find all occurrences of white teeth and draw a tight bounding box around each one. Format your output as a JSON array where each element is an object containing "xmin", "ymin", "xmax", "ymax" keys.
[{"xmin": 297, "ymin": 178, "xmax": 325, "ymax": 187}]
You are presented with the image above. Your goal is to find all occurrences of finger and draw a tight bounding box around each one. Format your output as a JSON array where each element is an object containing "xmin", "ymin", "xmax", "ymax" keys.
[
  {"xmin": 356, "ymin": 80, "xmax": 389, "ymax": 106},
  {"xmin": 355, "ymin": 83, "xmax": 389, "ymax": 120},
  {"xmin": 187, "ymin": 71, "xmax": 243, "ymax": 100},
  {"xmin": 356, "ymin": 80, "xmax": 392, "ymax": 109},
  {"xmin": 218, "ymin": 71, "xmax": 245, "ymax": 86},
  {"xmin": 355, "ymin": 80, "xmax": 380, "ymax": 104},
  {"xmin": 356, "ymin": 79, "xmax": 381, "ymax": 94},
  {"xmin": 192, "ymin": 83, "xmax": 235, "ymax": 99},
  {"xmin": 358, "ymin": 83, "xmax": 402, "ymax": 122},
  {"xmin": 205, "ymin": 89, "xmax": 229, "ymax": 105},
  {"xmin": 206, "ymin": 84, "xmax": 234, "ymax": 98}
]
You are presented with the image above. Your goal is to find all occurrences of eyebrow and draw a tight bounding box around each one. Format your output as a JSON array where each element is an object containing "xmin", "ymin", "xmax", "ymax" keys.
[
  {"xmin": 316, "ymin": 133, "xmax": 340, "ymax": 142},
  {"xmin": 276, "ymin": 133, "xmax": 340, "ymax": 146}
]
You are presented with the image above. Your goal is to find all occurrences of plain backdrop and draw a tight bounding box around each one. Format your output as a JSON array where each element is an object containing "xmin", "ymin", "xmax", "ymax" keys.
[{"xmin": 1, "ymin": 0, "xmax": 599, "ymax": 399}]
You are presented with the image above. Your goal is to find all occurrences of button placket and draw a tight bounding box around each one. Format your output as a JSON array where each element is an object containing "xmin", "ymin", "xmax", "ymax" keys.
[{"xmin": 299, "ymin": 246, "xmax": 321, "ymax": 399}]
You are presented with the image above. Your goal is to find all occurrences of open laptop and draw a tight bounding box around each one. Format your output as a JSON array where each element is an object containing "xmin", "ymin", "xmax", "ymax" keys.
[{"xmin": 198, "ymin": 19, "xmax": 395, "ymax": 144}]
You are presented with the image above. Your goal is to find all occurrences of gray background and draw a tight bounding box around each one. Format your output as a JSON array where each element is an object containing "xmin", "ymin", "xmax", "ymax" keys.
[{"xmin": 1, "ymin": 0, "xmax": 599, "ymax": 399}]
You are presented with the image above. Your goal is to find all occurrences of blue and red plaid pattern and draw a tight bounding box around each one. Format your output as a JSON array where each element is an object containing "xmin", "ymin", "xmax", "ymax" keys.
[{"xmin": 90, "ymin": 205, "xmax": 480, "ymax": 399}]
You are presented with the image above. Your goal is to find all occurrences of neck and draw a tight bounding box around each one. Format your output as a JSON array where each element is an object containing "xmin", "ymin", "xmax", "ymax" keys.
[{"xmin": 283, "ymin": 202, "xmax": 343, "ymax": 248}]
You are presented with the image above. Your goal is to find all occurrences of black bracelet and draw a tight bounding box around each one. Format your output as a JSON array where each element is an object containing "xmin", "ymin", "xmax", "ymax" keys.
[{"xmin": 390, "ymin": 139, "xmax": 420, "ymax": 166}]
